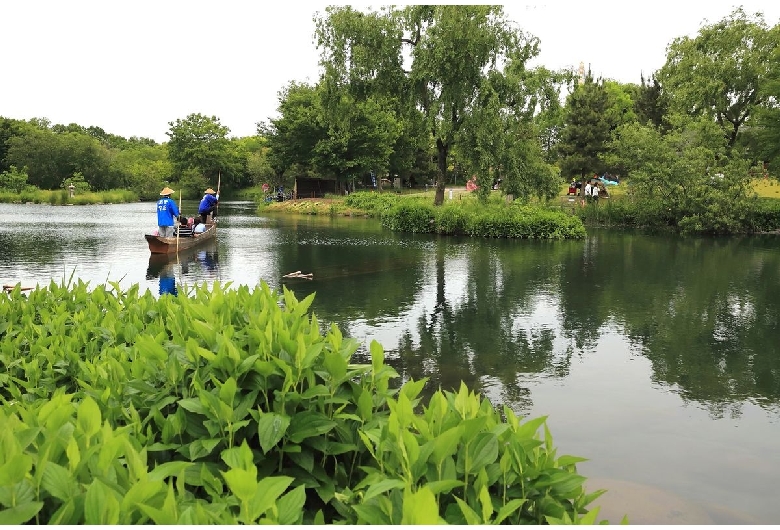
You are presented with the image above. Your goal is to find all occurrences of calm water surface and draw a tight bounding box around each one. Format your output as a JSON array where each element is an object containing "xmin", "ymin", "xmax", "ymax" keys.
[{"xmin": 1, "ymin": 201, "xmax": 779, "ymax": 524}]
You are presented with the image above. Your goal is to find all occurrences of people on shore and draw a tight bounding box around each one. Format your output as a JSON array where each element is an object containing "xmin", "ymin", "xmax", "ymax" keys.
[
  {"xmin": 156, "ymin": 187, "xmax": 179, "ymax": 237},
  {"xmin": 198, "ymin": 188, "xmax": 219, "ymax": 224}
]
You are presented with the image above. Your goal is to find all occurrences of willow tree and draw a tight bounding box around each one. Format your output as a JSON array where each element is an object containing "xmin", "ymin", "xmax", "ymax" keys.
[
  {"xmin": 315, "ymin": 5, "xmax": 541, "ymax": 205},
  {"xmin": 657, "ymin": 8, "xmax": 778, "ymax": 149}
]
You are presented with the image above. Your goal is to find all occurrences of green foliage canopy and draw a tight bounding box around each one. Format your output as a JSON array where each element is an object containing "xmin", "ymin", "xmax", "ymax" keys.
[{"xmin": 657, "ymin": 8, "xmax": 779, "ymax": 149}]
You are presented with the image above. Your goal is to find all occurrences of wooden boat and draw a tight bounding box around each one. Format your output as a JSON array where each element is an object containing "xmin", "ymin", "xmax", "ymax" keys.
[{"xmin": 145, "ymin": 223, "xmax": 216, "ymax": 254}]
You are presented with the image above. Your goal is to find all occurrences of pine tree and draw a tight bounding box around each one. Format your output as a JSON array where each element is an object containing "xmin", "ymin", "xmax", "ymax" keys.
[{"xmin": 557, "ymin": 74, "xmax": 611, "ymax": 181}]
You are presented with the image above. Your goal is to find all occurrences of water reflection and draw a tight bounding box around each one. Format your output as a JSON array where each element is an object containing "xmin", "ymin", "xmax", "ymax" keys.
[{"xmin": 145, "ymin": 242, "xmax": 221, "ymax": 295}]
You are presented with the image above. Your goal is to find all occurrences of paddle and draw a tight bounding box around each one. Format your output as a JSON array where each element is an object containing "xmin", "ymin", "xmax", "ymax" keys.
[
  {"xmin": 176, "ymin": 189, "xmax": 182, "ymax": 254},
  {"xmin": 215, "ymin": 171, "xmax": 221, "ymax": 224}
]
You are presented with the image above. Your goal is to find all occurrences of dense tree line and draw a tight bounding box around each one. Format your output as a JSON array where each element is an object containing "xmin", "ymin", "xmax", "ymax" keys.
[
  {"xmin": 2, "ymin": 6, "xmax": 779, "ymax": 229},
  {"xmin": 0, "ymin": 114, "xmax": 269, "ymax": 200}
]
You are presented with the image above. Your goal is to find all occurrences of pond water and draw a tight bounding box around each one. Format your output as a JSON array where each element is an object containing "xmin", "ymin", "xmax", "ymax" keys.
[{"xmin": 1, "ymin": 200, "xmax": 779, "ymax": 524}]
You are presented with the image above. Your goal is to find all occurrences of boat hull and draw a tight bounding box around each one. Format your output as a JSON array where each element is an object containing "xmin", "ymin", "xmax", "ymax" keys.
[{"xmin": 145, "ymin": 224, "xmax": 216, "ymax": 254}]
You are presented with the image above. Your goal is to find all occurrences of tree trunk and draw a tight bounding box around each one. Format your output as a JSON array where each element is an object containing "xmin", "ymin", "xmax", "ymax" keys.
[{"xmin": 434, "ymin": 138, "xmax": 448, "ymax": 206}]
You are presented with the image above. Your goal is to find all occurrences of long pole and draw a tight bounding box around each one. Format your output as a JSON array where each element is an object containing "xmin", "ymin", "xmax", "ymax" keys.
[
  {"xmin": 215, "ymin": 171, "xmax": 221, "ymax": 223},
  {"xmin": 176, "ymin": 189, "xmax": 182, "ymax": 254}
]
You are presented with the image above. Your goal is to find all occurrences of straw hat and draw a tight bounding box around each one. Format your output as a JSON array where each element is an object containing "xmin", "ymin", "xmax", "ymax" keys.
[
  {"xmin": 204, "ymin": 188, "xmax": 216, "ymax": 194},
  {"xmin": 160, "ymin": 187, "xmax": 175, "ymax": 196}
]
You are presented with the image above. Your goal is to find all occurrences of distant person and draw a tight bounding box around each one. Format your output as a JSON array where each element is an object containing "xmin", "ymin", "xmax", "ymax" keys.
[
  {"xmin": 584, "ymin": 181, "xmax": 592, "ymax": 203},
  {"xmin": 198, "ymin": 188, "xmax": 219, "ymax": 224},
  {"xmin": 156, "ymin": 187, "xmax": 179, "ymax": 237},
  {"xmin": 591, "ymin": 182, "xmax": 600, "ymax": 203}
]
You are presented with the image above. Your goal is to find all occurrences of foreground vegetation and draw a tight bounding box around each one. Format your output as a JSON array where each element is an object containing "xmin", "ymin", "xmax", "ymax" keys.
[{"xmin": 0, "ymin": 280, "xmax": 616, "ymax": 524}]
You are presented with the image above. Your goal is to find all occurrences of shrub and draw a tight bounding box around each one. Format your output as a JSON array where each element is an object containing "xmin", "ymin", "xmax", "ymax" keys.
[
  {"xmin": 382, "ymin": 201, "xmax": 586, "ymax": 240},
  {"xmin": 343, "ymin": 191, "xmax": 402, "ymax": 213},
  {"xmin": 0, "ymin": 280, "xmax": 613, "ymax": 524}
]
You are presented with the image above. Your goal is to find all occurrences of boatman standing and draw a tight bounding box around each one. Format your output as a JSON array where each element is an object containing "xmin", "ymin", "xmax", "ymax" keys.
[
  {"xmin": 198, "ymin": 187, "xmax": 219, "ymax": 224},
  {"xmin": 157, "ymin": 187, "xmax": 179, "ymax": 237}
]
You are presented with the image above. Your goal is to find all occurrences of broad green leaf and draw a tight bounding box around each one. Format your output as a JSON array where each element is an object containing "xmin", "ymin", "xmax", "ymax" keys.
[
  {"xmin": 134, "ymin": 334, "xmax": 168, "ymax": 362},
  {"xmin": 190, "ymin": 319, "xmax": 216, "ymax": 345},
  {"xmin": 0, "ymin": 502, "xmax": 43, "ymax": 525},
  {"xmin": 557, "ymin": 455, "xmax": 588, "ymax": 467},
  {"xmin": 478, "ymin": 484, "xmax": 493, "ymax": 522},
  {"xmin": 248, "ymin": 476, "xmax": 294, "ymax": 521},
  {"xmin": 400, "ymin": 378, "xmax": 427, "ymax": 402},
  {"xmin": 66, "ymin": 437, "xmax": 80, "ymax": 473},
  {"xmin": 148, "ymin": 461, "xmax": 192, "ymax": 482},
  {"xmin": 369, "ymin": 340, "xmax": 384, "ymax": 373},
  {"xmin": 121, "ymin": 479, "xmax": 163, "ymax": 513},
  {"xmin": 515, "ymin": 416, "xmax": 547, "ymax": 439},
  {"xmin": 578, "ymin": 505, "xmax": 601, "ymax": 525},
  {"xmin": 48, "ymin": 498, "xmax": 77, "ymax": 525},
  {"xmin": 357, "ymin": 388, "xmax": 374, "ymax": 422},
  {"xmin": 401, "ymin": 486, "xmax": 441, "ymax": 525},
  {"xmin": 0, "ymin": 455, "xmax": 32, "ymax": 487},
  {"xmin": 76, "ymin": 396, "xmax": 101, "ymax": 438},
  {"xmin": 494, "ymin": 499, "xmax": 526, "ymax": 524},
  {"xmin": 222, "ymin": 468, "xmax": 257, "ymax": 503},
  {"xmin": 286, "ymin": 411, "xmax": 337, "ymax": 443},
  {"xmin": 425, "ymin": 479, "xmax": 462, "ymax": 495},
  {"xmin": 431, "ymin": 425, "xmax": 462, "ymax": 466},
  {"xmin": 41, "ymin": 462, "xmax": 76, "ymax": 501},
  {"xmin": 185, "ymin": 438, "xmax": 222, "ymax": 460},
  {"xmin": 84, "ymin": 479, "xmax": 120, "ymax": 524},
  {"xmin": 363, "ymin": 478, "xmax": 406, "ymax": 501},
  {"xmin": 256, "ymin": 412, "xmax": 290, "ymax": 454},
  {"xmin": 323, "ymin": 350, "xmax": 348, "ymax": 382},
  {"xmin": 353, "ymin": 503, "xmax": 391, "ymax": 525},
  {"xmin": 455, "ymin": 496, "xmax": 481, "ymax": 525},
  {"xmin": 218, "ymin": 377, "xmax": 237, "ymax": 406},
  {"xmin": 276, "ymin": 485, "xmax": 306, "ymax": 524},
  {"xmin": 466, "ymin": 432, "xmax": 499, "ymax": 474},
  {"xmin": 178, "ymin": 397, "xmax": 208, "ymax": 416}
]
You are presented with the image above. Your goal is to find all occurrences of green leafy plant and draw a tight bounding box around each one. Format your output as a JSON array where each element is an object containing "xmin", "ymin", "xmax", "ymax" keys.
[{"xmin": 0, "ymin": 280, "xmax": 618, "ymax": 524}]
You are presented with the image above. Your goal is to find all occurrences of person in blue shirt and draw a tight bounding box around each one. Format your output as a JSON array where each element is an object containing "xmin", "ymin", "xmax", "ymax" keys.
[
  {"xmin": 198, "ymin": 188, "xmax": 219, "ymax": 224},
  {"xmin": 156, "ymin": 187, "xmax": 179, "ymax": 237}
]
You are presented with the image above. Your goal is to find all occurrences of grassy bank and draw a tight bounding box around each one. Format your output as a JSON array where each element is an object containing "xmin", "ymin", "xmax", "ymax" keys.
[
  {"xmin": 0, "ymin": 188, "xmax": 138, "ymax": 205},
  {"xmin": 258, "ymin": 190, "xmax": 586, "ymax": 239}
]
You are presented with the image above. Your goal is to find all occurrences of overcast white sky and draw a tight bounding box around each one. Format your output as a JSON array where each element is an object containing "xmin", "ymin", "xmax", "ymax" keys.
[{"xmin": 2, "ymin": 1, "xmax": 779, "ymax": 143}]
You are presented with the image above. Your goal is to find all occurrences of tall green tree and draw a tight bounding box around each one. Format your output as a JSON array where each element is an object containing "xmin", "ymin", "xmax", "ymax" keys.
[
  {"xmin": 0, "ymin": 117, "xmax": 25, "ymax": 174},
  {"xmin": 750, "ymin": 24, "xmax": 780, "ymax": 174},
  {"xmin": 316, "ymin": 5, "xmax": 540, "ymax": 205},
  {"xmin": 657, "ymin": 8, "xmax": 778, "ymax": 149},
  {"xmin": 166, "ymin": 113, "xmax": 242, "ymax": 191},
  {"xmin": 260, "ymin": 82, "xmax": 328, "ymax": 189},
  {"xmin": 633, "ymin": 74, "xmax": 668, "ymax": 130},
  {"xmin": 557, "ymin": 75, "xmax": 611, "ymax": 180}
]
